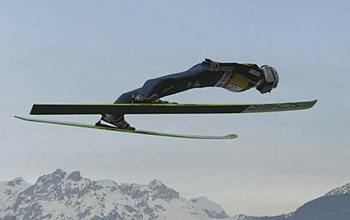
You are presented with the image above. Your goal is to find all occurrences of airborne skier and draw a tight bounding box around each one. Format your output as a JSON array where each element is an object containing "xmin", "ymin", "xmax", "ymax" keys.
[
  {"xmin": 19, "ymin": 59, "xmax": 319, "ymax": 139},
  {"xmin": 98, "ymin": 59, "xmax": 279, "ymax": 130}
]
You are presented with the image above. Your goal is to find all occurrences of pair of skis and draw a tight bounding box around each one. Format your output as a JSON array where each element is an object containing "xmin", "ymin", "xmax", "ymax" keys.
[{"xmin": 15, "ymin": 100, "xmax": 317, "ymax": 140}]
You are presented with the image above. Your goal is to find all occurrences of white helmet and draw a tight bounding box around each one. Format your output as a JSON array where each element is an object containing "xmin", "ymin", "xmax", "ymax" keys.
[{"xmin": 261, "ymin": 65, "xmax": 279, "ymax": 89}]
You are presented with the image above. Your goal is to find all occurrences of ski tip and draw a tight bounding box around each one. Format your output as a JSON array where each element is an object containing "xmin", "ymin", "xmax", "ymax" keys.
[
  {"xmin": 226, "ymin": 134, "xmax": 238, "ymax": 139},
  {"xmin": 309, "ymin": 99, "xmax": 318, "ymax": 108}
]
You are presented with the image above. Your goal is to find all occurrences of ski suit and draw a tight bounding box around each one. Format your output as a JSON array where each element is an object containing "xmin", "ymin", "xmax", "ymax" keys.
[{"xmin": 115, "ymin": 62, "xmax": 264, "ymax": 104}]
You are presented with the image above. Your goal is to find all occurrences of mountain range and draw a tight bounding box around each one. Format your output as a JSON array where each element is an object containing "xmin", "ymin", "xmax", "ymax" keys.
[{"xmin": 0, "ymin": 169, "xmax": 349, "ymax": 220}]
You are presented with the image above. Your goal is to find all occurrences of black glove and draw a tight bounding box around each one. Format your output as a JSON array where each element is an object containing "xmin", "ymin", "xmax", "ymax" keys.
[{"xmin": 201, "ymin": 58, "xmax": 220, "ymax": 71}]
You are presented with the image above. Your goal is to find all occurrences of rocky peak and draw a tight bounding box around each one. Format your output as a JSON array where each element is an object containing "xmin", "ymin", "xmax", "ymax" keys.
[
  {"xmin": 6, "ymin": 177, "xmax": 27, "ymax": 187},
  {"xmin": 191, "ymin": 196, "xmax": 229, "ymax": 219},
  {"xmin": 325, "ymin": 183, "xmax": 350, "ymax": 196},
  {"xmin": 149, "ymin": 179, "xmax": 164, "ymax": 189},
  {"xmin": 67, "ymin": 171, "xmax": 82, "ymax": 182},
  {"xmin": 149, "ymin": 179, "xmax": 179, "ymax": 201},
  {"xmin": 36, "ymin": 169, "xmax": 67, "ymax": 185}
]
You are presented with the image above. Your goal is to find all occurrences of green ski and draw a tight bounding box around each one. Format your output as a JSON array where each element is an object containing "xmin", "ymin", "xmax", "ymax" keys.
[{"xmin": 14, "ymin": 116, "xmax": 238, "ymax": 140}]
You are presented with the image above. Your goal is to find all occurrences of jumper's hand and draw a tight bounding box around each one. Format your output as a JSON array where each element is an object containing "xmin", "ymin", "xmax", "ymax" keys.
[{"xmin": 202, "ymin": 58, "xmax": 220, "ymax": 71}]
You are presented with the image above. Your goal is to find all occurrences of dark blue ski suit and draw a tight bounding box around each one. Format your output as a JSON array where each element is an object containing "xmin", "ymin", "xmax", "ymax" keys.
[{"xmin": 115, "ymin": 61, "xmax": 264, "ymax": 104}]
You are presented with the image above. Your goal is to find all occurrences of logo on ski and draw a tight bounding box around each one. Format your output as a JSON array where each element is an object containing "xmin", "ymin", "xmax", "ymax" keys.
[{"xmin": 244, "ymin": 100, "xmax": 316, "ymax": 112}]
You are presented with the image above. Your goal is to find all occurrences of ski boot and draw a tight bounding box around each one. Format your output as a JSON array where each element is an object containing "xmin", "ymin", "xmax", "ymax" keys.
[
  {"xmin": 132, "ymin": 94, "xmax": 177, "ymax": 104},
  {"xmin": 96, "ymin": 114, "xmax": 135, "ymax": 130}
]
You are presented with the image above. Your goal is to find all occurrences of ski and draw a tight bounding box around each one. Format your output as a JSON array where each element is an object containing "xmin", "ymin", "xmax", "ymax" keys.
[
  {"xmin": 14, "ymin": 116, "xmax": 238, "ymax": 140},
  {"xmin": 30, "ymin": 100, "xmax": 317, "ymax": 115}
]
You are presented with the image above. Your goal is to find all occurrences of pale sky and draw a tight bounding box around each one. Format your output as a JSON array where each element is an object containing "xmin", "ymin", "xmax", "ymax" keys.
[{"xmin": 1, "ymin": 0, "xmax": 350, "ymax": 216}]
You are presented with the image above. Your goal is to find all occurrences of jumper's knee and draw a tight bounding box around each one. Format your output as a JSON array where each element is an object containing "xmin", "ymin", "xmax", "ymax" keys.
[
  {"xmin": 115, "ymin": 91, "xmax": 134, "ymax": 103},
  {"xmin": 142, "ymin": 78, "xmax": 158, "ymax": 89}
]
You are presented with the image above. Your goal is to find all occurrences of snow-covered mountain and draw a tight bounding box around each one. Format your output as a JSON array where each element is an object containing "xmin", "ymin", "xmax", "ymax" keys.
[
  {"xmin": 232, "ymin": 182, "xmax": 350, "ymax": 220},
  {"xmin": 1, "ymin": 170, "xmax": 350, "ymax": 220},
  {"xmin": 0, "ymin": 169, "xmax": 229, "ymax": 220},
  {"xmin": 0, "ymin": 177, "xmax": 31, "ymax": 218}
]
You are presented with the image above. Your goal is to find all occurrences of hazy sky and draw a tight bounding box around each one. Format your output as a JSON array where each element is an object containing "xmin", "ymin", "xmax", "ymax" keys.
[{"xmin": 1, "ymin": 0, "xmax": 350, "ymax": 216}]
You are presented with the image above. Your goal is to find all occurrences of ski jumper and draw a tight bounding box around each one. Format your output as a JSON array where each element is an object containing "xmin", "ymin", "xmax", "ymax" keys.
[{"xmin": 114, "ymin": 62, "xmax": 264, "ymax": 104}]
